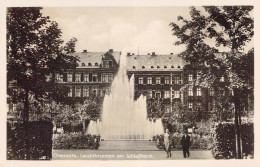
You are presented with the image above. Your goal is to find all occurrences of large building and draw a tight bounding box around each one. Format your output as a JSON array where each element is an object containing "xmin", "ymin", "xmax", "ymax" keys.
[
  {"xmin": 9, "ymin": 49, "xmax": 251, "ymax": 122},
  {"xmin": 54, "ymin": 49, "xmax": 121, "ymax": 106}
]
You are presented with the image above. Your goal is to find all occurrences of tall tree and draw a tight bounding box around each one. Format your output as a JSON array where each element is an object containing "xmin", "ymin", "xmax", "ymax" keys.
[
  {"xmin": 7, "ymin": 7, "xmax": 79, "ymax": 159},
  {"xmin": 170, "ymin": 6, "xmax": 254, "ymax": 159}
]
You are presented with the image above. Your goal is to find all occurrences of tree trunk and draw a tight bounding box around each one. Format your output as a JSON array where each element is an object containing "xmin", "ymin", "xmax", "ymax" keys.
[
  {"xmin": 23, "ymin": 90, "xmax": 30, "ymax": 159},
  {"xmin": 234, "ymin": 88, "xmax": 242, "ymax": 159}
]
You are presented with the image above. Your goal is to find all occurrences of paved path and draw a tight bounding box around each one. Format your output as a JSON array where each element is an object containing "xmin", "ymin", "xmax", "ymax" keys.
[{"xmin": 52, "ymin": 140, "xmax": 214, "ymax": 160}]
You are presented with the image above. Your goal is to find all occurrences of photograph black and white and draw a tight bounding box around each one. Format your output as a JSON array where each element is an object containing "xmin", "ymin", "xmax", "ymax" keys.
[{"xmin": 5, "ymin": 5, "xmax": 254, "ymax": 161}]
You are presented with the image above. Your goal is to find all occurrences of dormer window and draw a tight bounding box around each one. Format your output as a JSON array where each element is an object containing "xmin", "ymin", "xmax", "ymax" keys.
[
  {"xmin": 82, "ymin": 63, "xmax": 85, "ymax": 67},
  {"xmin": 164, "ymin": 66, "xmax": 167, "ymax": 69},
  {"xmin": 88, "ymin": 62, "xmax": 92, "ymax": 66},
  {"xmin": 157, "ymin": 66, "xmax": 160, "ymax": 69},
  {"xmin": 171, "ymin": 65, "xmax": 174, "ymax": 68},
  {"xmin": 142, "ymin": 66, "xmax": 145, "ymax": 69},
  {"xmin": 151, "ymin": 66, "xmax": 154, "ymax": 69},
  {"xmin": 133, "ymin": 66, "xmax": 136, "ymax": 69},
  {"xmin": 95, "ymin": 62, "xmax": 99, "ymax": 66},
  {"xmin": 178, "ymin": 65, "xmax": 181, "ymax": 68}
]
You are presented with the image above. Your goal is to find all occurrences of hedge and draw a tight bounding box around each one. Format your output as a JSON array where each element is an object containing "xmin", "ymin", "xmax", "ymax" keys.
[
  {"xmin": 7, "ymin": 121, "xmax": 53, "ymax": 160},
  {"xmin": 52, "ymin": 133, "xmax": 100, "ymax": 149},
  {"xmin": 211, "ymin": 122, "xmax": 254, "ymax": 159}
]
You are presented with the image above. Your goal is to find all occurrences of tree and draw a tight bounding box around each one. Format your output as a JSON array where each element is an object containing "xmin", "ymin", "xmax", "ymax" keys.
[
  {"xmin": 7, "ymin": 7, "xmax": 79, "ymax": 159},
  {"xmin": 170, "ymin": 6, "xmax": 253, "ymax": 159}
]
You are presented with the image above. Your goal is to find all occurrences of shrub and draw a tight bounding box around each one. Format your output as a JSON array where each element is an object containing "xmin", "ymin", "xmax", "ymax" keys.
[
  {"xmin": 7, "ymin": 121, "xmax": 53, "ymax": 160},
  {"xmin": 52, "ymin": 133, "xmax": 100, "ymax": 149},
  {"xmin": 211, "ymin": 122, "xmax": 254, "ymax": 159}
]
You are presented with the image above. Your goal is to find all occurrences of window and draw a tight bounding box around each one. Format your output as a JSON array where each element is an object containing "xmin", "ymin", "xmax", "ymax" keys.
[
  {"xmin": 95, "ymin": 62, "xmax": 99, "ymax": 66},
  {"xmin": 164, "ymin": 90, "xmax": 170, "ymax": 99},
  {"xmin": 147, "ymin": 90, "xmax": 152, "ymax": 99},
  {"xmin": 152, "ymin": 90, "xmax": 155, "ymax": 98},
  {"xmin": 147, "ymin": 77, "xmax": 152, "ymax": 84},
  {"xmin": 155, "ymin": 90, "xmax": 161, "ymax": 99},
  {"xmin": 67, "ymin": 74, "xmax": 73, "ymax": 82},
  {"xmin": 56, "ymin": 74, "xmax": 63, "ymax": 82},
  {"xmin": 103, "ymin": 61, "xmax": 108, "ymax": 68},
  {"xmin": 93, "ymin": 74, "xmax": 97, "ymax": 82},
  {"xmin": 188, "ymin": 103, "xmax": 193, "ymax": 111},
  {"xmin": 102, "ymin": 73, "xmax": 108, "ymax": 82},
  {"xmin": 220, "ymin": 76, "xmax": 225, "ymax": 82},
  {"xmin": 109, "ymin": 61, "xmax": 113, "ymax": 67},
  {"xmin": 92, "ymin": 88, "xmax": 98, "ymax": 96},
  {"xmin": 138, "ymin": 77, "xmax": 143, "ymax": 84},
  {"xmin": 230, "ymin": 89, "xmax": 234, "ymax": 96},
  {"xmin": 209, "ymin": 102, "xmax": 215, "ymax": 111},
  {"xmin": 75, "ymin": 87, "xmax": 81, "ymax": 97},
  {"xmin": 220, "ymin": 88, "xmax": 225, "ymax": 96},
  {"xmin": 165, "ymin": 106, "xmax": 170, "ymax": 113},
  {"xmin": 196, "ymin": 87, "xmax": 202, "ymax": 96},
  {"xmin": 68, "ymin": 87, "xmax": 72, "ymax": 97},
  {"xmin": 188, "ymin": 87, "xmax": 193, "ymax": 96},
  {"xmin": 12, "ymin": 103, "xmax": 17, "ymax": 112},
  {"xmin": 209, "ymin": 87, "xmax": 214, "ymax": 96},
  {"xmin": 188, "ymin": 74, "xmax": 193, "ymax": 82},
  {"xmin": 108, "ymin": 73, "xmax": 113, "ymax": 82},
  {"xmin": 173, "ymin": 90, "xmax": 180, "ymax": 98},
  {"xmin": 83, "ymin": 87, "xmax": 89, "ymax": 97},
  {"xmin": 165, "ymin": 76, "xmax": 170, "ymax": 84},
  {"xmin": 156, "ymin": 77, "xmax": 161, "ymax": 84},
  {"xmin": 197, "ymin": 103, "xmax": 202, "ymax": 110},
  {"xmin": 75, "ymin": 74, "xmax": 81, "ymax": 82},
  {"xmin": 174, "ymin": 76, "xmax": 181, "ymax": 85},
  {"xmin": 197, "ymin": 72, "xmax": 201, "ymax": 80}
]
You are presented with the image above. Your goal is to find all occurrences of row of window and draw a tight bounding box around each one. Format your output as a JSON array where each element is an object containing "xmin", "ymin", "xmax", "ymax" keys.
[
  {"xmin": 68, "ymin": 87, "xmax": 111, "ymax": 97},
  {"xmin": 137, "ymin": 76, "xmax": 182, "ymax": 85},
  {"xmin": 187, "ymin": 87, "xmax": 233, "ymax": 96},
  {"xmin": 147, "ymin": 90, "xmax": 181, "ymax": 99},
  {"xmin": 80, "ymin": 60, "xmax": 113, "ymax": 68},
  {"xmin": 188, "ymin": 74, "xmax": 225, "ymax": 82},
  {"xmin": 56, "ymin": 73, "xmax": 114, "ymax": 83}
]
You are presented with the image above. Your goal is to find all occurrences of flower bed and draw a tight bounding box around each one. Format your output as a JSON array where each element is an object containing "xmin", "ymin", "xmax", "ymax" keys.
[{"xmin": 52, "ymin": 133, "xmax": 100, "ymax": 149}]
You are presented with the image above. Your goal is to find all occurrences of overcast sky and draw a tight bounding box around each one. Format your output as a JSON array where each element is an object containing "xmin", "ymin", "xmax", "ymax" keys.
[{"xmin": 42, "ymin": 7, "xmax": 253, "ymax": 54}]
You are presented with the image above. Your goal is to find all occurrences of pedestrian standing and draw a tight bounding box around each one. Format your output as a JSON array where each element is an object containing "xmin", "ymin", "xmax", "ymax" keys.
[
  {"xmin": 164, "ymin": 129, "xmax": 171, "ymax": 158},
  {"xmin": 181, "ymin": 132, "xmax": 191, "ymax": 158}
]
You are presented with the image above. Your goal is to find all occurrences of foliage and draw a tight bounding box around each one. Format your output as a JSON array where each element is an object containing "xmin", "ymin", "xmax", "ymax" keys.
[
  {"xmin": 147, "ymin": 98, "xmax": 164, "ymax": 118},
  {"xmin": 52, "ymin": 133, "xmax": 100, "ymax": 149},
  {"xmin": 7, "ymin": 7, "xmax": 79, "ymax": 121},
  {"xmin": 7, "ymin": 121, "xmax": 53, "ymax": 160},
  {"xmin": 211, "ymin": 122, "xmax": 254, "ymax": 159}
]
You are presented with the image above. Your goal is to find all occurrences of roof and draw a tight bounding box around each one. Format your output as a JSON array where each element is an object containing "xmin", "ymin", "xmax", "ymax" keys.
[
  {"xmin": 73, "ymin": 50, "xmax": 121, "ymax": 68},
  {"xmin": 126, "ymin": 53, "xmax": 187, "ymax": 71}
]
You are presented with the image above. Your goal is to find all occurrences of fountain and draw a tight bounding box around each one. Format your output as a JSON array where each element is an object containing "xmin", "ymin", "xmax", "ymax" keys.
[{"xmin": 86, "ymin": 53, "xmax": 164, "ymax": 140}]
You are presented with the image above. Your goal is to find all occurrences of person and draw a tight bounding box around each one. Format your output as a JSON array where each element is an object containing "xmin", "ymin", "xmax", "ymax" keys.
[
  {"xmin": 164, "ymin": 129, "xmax": 171, "ymax": 158},
  {"xmin": 181, "ymin": 132, "xmax": 191, "ymax": 158}
]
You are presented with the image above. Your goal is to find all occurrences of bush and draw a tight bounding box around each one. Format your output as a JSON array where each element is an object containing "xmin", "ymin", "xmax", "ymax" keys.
[
  {"xmin": 211, "ymin": 122, "xmax": 254, "ymax": 159},
  {"xmin": 7, "ymin": 121, "xmax": 53, "ymax": 160},
  {"xmin": 52, "ymin": 133, "xmax": 100, "ymax": 149}
]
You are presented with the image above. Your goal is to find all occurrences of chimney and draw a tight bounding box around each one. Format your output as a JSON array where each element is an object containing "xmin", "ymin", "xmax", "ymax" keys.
[
  {"xmin": 83, "ymin": 50, "xmax": 87, "ymax": 53},
  {"xmin": 109, "ymin": 49, "xmax": 113, "ymax": 53},
  {"xmin": 152, "ymin": 52, "xmax": 155, "ymax": 56},
  {"xmin": 127, "ymin": 52, "xmax": 131, "ymax": 56}
]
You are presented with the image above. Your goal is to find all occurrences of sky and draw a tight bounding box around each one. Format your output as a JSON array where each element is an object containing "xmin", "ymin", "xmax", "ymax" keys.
[{"xmin": 42, "ymin": 7, "xmax": 253, "ymax": 55}]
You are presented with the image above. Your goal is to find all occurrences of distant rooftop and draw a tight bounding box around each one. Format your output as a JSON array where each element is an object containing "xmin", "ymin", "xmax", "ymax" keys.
[
  {"xmin": 126, "ymin": 52, "xmax": 187, "ymax": 71},
  {"xmin": 72, "ymin": 49, "xmax": 121, "ymax": 68}
]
